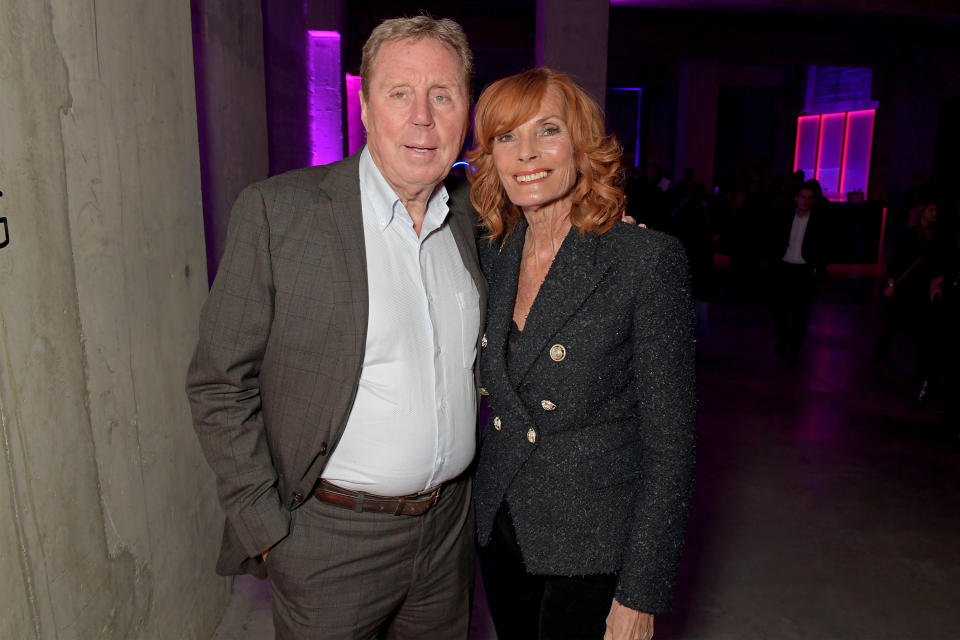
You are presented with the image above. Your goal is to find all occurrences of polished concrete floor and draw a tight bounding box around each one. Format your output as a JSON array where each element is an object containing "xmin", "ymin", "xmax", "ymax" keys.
[{"xmin": 211, "ymin": 263, "xmax": 960, "ymax": 639}]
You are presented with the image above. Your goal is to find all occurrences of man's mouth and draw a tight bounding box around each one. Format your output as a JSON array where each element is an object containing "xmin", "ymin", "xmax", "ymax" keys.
[
  {"xmin": 515, "ymin": 170, "xmax": 550, "ymax": 183},
  {"xmin": 405, "ymin": 145, "xmax": 437, "ymax": 153}
]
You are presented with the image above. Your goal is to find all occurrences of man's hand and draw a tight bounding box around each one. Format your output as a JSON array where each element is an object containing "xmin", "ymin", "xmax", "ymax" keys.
[{"xmin": 604, "ymin": 599, "xmax": 654, "ymax": 640}]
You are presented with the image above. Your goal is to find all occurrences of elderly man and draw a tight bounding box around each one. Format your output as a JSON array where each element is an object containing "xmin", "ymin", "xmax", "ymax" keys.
[{"xmin": 186, "ymin": 16, "xmax": 485, "ymax": 639}]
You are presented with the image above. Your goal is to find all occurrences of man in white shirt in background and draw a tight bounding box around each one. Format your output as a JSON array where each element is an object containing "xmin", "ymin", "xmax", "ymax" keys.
[
  {"xmin": 187, "ymin": 16, "xmax": 486, "ymax": 639},
  {"xmin": 771, "ymin": 179, "xmax": 828, "ymax": 366}
]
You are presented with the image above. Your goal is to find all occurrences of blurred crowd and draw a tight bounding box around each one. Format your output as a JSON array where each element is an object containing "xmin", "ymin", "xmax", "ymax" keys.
[{"xmin": 623, "ymin": 162, "xmax": 959, "ymax": 429}]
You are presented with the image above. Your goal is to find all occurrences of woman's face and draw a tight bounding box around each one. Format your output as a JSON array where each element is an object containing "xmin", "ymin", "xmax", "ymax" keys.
[
  {"xmin": 920, "ymin": 204, "xmax": 938, "ymax": 225},
  {"xmin": 491, "ymin": 87, "xmax": 577, "ymax": 214}
]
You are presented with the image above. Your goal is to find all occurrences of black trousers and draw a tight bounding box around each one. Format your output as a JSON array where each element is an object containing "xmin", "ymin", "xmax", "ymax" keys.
[
  {"xmin": 478, "ymin": 502, "xmax": 617, "ymax": 640},
  {"xmin": 772, "ymin": 261, "xmax": 817, "ymax": 360}
]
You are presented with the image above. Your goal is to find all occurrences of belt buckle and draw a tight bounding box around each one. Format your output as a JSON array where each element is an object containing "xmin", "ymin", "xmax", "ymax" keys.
[{"xmin": 352, "ymin": 491, "xmax": 365, "ymax": 513}]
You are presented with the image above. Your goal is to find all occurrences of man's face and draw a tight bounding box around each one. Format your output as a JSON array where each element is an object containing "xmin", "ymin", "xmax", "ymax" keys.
[
  {"xmin": 360, "ymin": 38, "xmax": 469, "ymax": 201},
  {"xmin": 796, "ymin": 188, "xmax": 816, "ymax": 213}
]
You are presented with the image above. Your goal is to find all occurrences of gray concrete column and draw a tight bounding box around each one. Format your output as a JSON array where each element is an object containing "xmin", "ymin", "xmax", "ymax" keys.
[
  {"xmin": 192, "ymin": 0, "xmax": 269, "ymax": 282},
  {"xmin": 535, "ymin": 0, "xmax": 610, "ymax": 111},
  {"xmin": 674, "ymin": 58, "xmax": 720, "ymax": 189},
  {"xmin": 0, "ymin": 1, "xmax": 228, "ymax": 638}
]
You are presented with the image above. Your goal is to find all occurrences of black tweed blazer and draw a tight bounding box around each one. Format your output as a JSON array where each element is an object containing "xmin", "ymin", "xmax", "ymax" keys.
[{"xmin": 474, "ymin": 219, "xmax": 696, "ymax": 613}]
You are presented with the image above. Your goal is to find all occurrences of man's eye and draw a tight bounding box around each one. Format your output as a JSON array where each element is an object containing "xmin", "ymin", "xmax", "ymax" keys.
[
  {"xmin": 392, "ymin": 91, "xmax": 406, "ymax": 99},
  {"xmin": 434, "ymin": 94, "xmax": 448, "ymax": 103}
]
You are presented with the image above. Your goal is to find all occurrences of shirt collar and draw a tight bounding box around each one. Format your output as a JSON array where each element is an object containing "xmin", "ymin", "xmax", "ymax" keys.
[{"xmin": 359, "ymin": 146, "xmax": 450, "ymax": 234}]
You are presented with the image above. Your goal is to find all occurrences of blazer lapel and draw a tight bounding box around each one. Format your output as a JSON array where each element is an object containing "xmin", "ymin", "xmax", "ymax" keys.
[
  {"xmin": 446, "ymin": 181, "xmax": 487, "ymax": 313},
  {"xmin": 297, "ymin": 154, "xmax": 367, "ymax": 472},
  {"xmin": 482, "ymin": 223, "xmax": 529, "ymax": 414},
  {"xmin": 508, "ymin": 226, "xmax": 612, "ymax": 384},
  {"xmin": 319, "ymin": 154, "xmax": 368, "ymax": 371}
]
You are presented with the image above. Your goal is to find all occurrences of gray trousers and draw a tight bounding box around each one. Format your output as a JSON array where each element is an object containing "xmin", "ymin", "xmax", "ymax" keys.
[{"xmin": 265, "ymin": 476, "xmax": 474, "ymax": 640}]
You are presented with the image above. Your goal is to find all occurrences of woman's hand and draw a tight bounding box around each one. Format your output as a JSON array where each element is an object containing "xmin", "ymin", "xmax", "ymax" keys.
[{"xmin": 604, "ymin": 599, "xmax": 654, "ymax": 640}]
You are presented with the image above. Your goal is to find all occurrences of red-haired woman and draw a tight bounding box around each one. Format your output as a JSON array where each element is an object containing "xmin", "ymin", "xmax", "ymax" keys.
[{"xmin": 467, "ymin": 68, "xmax": 696, "ymax": 640}]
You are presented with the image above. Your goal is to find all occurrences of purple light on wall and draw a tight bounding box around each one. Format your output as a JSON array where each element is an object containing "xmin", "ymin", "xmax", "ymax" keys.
[
  {"xmin": 308, "ymin": 30, "xmax": 343, "ymax": 166},
  {"xmin": 794, "ymin": 115, "xmax": 820, "ymax": 180},
  {"xmin": 816, "ymin": 112, "xmax": 846, "ymax": 196},
  {"xmin": 345, "ymin": 73, "xmax": 365, "ymax": 155},
  {"xmin": 839, "ymin": 109, "xmax": 875, "ymax": 197},
  {"xmin": 796, "ymin": 109, "xmax": 876, "ymax": 201}
]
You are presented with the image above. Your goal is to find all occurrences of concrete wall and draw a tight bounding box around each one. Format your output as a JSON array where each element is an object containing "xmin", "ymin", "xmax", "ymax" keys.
[{"xmin": 0, "ymin": 1, "xmax": 229, "ymax": 638}]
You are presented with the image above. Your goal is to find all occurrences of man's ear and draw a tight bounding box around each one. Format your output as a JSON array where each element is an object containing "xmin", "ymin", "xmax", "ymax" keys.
[{"xmin": 360, "ymin": 90, "xmax": 368, "ymax": 129}]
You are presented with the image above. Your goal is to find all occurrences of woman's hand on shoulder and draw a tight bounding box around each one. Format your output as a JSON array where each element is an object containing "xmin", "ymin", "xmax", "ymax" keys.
[{"xmin": 604, "ymin": 599, "xmax": 654, "ymax": 640}]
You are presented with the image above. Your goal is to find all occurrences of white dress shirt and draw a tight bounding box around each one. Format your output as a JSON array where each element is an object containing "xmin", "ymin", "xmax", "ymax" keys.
[
  {"xmin": 321, "ymin": 148, "xmax": 480, "ymax": 496},
  {"xmin": 783, "ymin": 211, "xmax": 811, "ymax": 265}
]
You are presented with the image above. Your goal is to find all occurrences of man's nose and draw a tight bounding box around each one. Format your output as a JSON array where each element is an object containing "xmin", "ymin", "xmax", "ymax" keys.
[{"xmin": 411, "ymin": 94, "xmax": 435, "ymax": 127}]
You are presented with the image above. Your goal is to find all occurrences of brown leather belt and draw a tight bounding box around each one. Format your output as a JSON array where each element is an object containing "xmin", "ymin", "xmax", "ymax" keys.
[{"xmin": 313, "ymin": 479, "xmax": 441, "ymax": 516}]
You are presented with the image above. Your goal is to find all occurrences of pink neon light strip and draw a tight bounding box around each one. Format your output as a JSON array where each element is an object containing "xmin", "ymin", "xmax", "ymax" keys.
[
  {"xmin": 839, "ymin": 109, "xmax": 876, "ymax": 197},
  {"xmin": 794, "ymin": 115, "xmax": 821, "ymax": 178},
  {"xmin": 796, "ymin": 108, "xmax": 876, "ymax": 201},
  {"xmin": 345, "ymin": 74, "xmax": 365, "ymax": 156},
  {"xmin": 816, "ymin": 112, "xmax": 846, "ymax": 196},
  {"xmin": 836, "ymin": 111, "xmax": 849, "ymax": 195},
  {"xmin": 307, "ymin": 30, "xmax": 343, "ymax": 166}
]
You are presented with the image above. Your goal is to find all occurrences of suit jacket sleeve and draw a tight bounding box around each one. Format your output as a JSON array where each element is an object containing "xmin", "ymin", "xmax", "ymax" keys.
[
  {"xmin": 186, "ymin": 184, "xmax": 290, "ymax": 560},
  {"xmin": 616, "ymin": 237, "xmax": 697, "ymax": 612}
]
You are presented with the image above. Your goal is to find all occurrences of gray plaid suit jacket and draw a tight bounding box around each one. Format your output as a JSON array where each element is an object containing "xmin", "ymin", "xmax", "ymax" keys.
[{"xmin": 186, "ymin": 152, "xmax": 487, "ymax": 578}]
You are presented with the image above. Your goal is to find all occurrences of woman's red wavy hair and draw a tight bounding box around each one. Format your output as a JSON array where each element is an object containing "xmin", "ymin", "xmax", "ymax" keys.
[{"xmin": 466, "ymin": 68, "xmax": 625, "ymax": 240}]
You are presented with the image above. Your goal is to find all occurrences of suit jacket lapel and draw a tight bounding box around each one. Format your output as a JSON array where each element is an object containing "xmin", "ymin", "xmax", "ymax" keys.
[
  {"xmin": 320, "ymin": 153, "xmax": 368, "ymax": 369},
  {"xmin": 296, "ymin": 154, "xmax": 367, "ymax": 470},
  {"xmin": 446, "ymin": 180, "xmax": 487, "ymax": 314},
  {"xmin": 509, "ymin": 226, "xmax": 612, "ymax": 384},
  {"xmin": 483, "ymin": 222, "xmax": 527, "ymax": 414}
]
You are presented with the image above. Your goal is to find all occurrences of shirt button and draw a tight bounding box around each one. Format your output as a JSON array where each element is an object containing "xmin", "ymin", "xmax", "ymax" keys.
[
  {"xmin": 550, "ymin": 344, "xmax": 567, "ymax": 362},
  {"xmin": 292, "ymin": 491, "xmax": 304, "ymax": 503},
  {"xmin": 493, "ymin": 416, "xmax": 502, "ymax": 431}
]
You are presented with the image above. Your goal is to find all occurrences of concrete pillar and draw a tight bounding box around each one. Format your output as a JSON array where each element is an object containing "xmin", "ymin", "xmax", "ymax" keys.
[
  {"xmin": 192, "ymin": 0, "xmax": 269, "ymax": 282},
  {"xmin": 674, "ymin": 58, "xmax": 720, "ymax": 188},
  {"xmin": 0, "ymin": 1, "xmax": 228, "ymax": 638},
  {"xmin": 263, "ymin": 2, "xmax": 311, "ymax": 175},
  {"xmin": 535, "ymin": 0, "xmax": 610, "ymax": 111}
]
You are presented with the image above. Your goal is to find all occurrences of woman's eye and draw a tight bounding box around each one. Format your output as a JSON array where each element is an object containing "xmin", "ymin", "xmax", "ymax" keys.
[
  {"xmin": 495, "ymin": 133, "xmax": 515, "ymax": 143},
  {"xmin": 542, "ymin": 125, "xmax": 561, "ymax": 136}
]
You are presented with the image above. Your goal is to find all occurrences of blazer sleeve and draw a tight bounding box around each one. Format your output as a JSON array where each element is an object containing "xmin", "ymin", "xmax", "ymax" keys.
[
  {"xmin": 185, "ymin": 184, "xmax": 290, "ymax": 560},
  {"xmin": 616, "ymin": 236, "xmax": 697, "ymax": 613}
]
